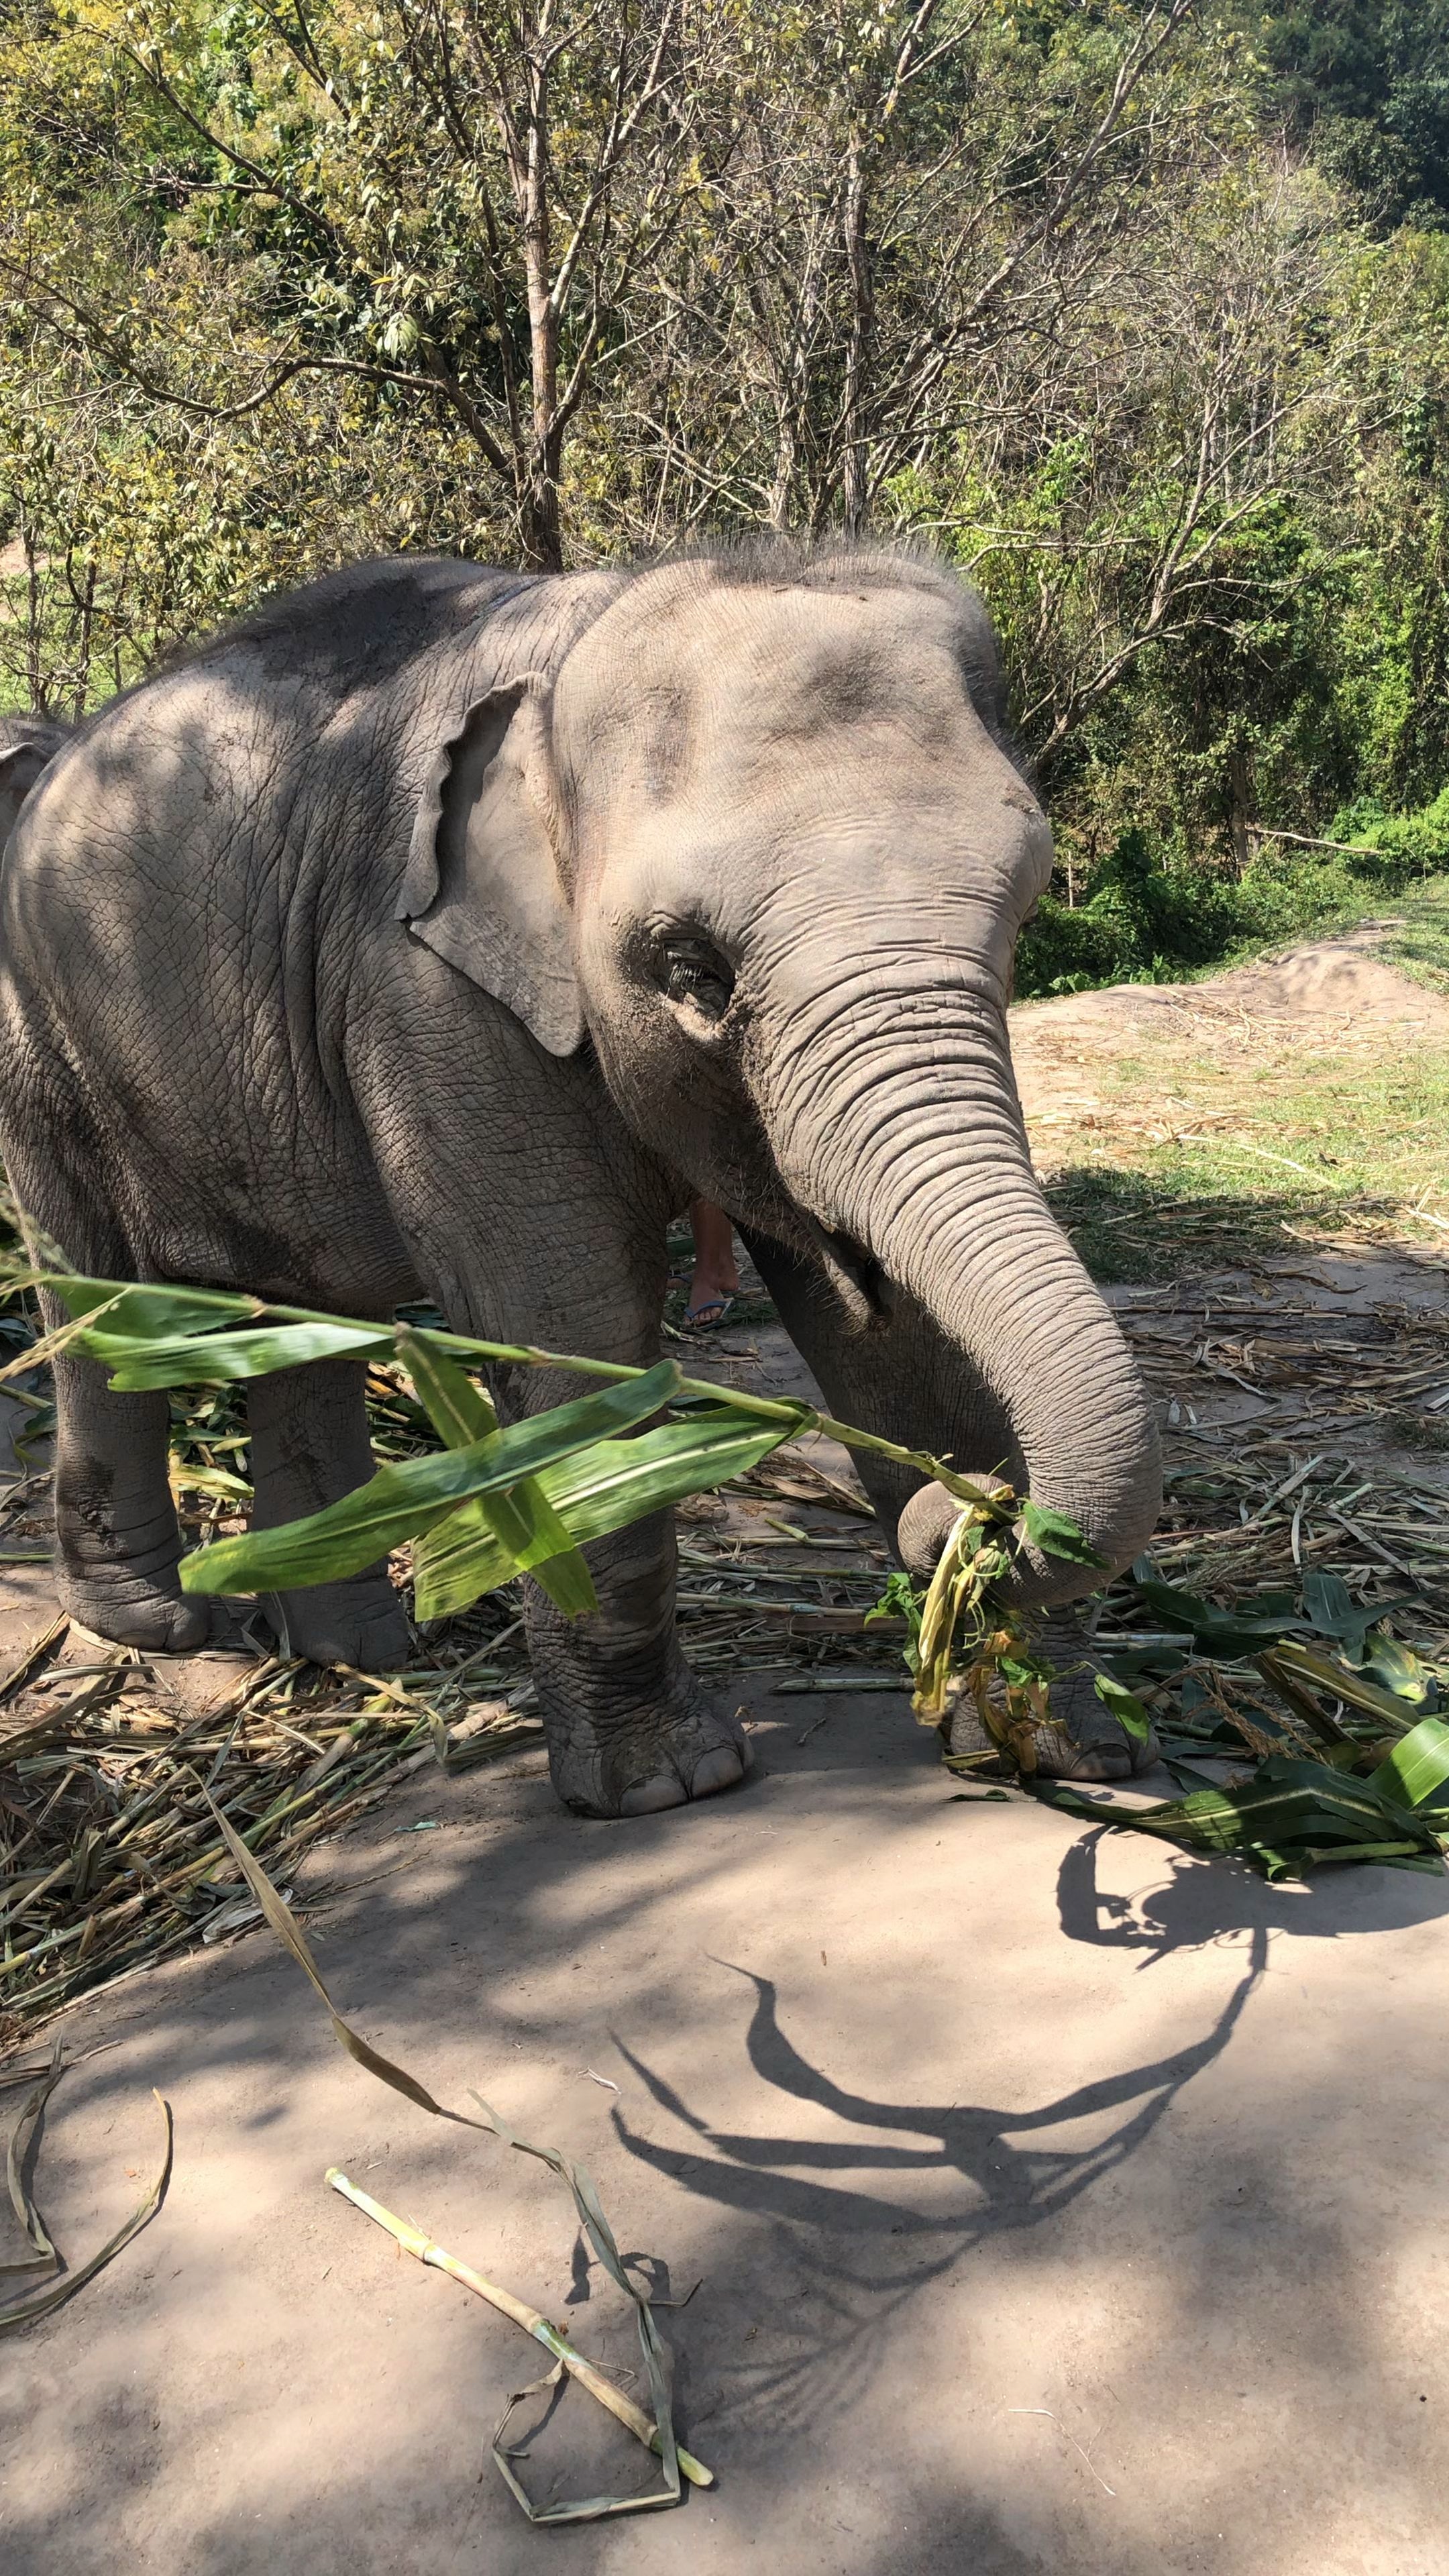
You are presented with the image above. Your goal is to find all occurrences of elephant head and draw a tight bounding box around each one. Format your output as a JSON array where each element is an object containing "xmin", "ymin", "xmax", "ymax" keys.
[
  {"xmin": 0, "ymin": 715, "xmax": 70, "ymax": 855},
  {"xmin": 398, "ymin": 549, "xmax": 1161, "ymax": 1602}
]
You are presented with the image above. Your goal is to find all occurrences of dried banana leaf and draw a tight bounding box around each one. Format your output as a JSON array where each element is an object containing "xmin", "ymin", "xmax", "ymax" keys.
[{"xmin": 201, "ymin": 1792, "xmax": 691, "ymax": 2522}]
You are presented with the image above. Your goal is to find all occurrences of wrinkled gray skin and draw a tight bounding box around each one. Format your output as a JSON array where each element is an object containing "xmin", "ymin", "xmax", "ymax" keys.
[
  {"xmin": 0, "ymin": 549, "xmax": 1161, "ymax": 1816},
  {"xmin": 0, "ymin": 713, "xmax": 70, "ymax": 853}
]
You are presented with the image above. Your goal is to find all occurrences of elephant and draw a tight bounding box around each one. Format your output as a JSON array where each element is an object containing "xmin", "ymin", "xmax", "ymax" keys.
[
  {"xmin": 0, "ymin": 545, "xmax": 1161, "ymax": 1817},
  {"xmin": 0, "ymin": 712, "xmax": 70, "ymax": 853}
]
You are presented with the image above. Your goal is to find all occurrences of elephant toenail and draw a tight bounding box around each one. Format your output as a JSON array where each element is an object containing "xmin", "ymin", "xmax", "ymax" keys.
[
  {"xmin": 690, "ymin": 1747, "xmax": 747, "ymax": 1798},
  {"xmin": 620, "ymin": 1775, "xmax": 689, "ymax": 1817},
  {"xmin": 1073, "ymin": 1748, "xmax": 1132, "ymax": 1781}
]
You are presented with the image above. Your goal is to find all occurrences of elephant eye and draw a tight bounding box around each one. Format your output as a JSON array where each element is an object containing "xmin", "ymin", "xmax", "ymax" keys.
[{"xmin": 657, "ymin": 934, "xmax": 735, "ymax": 1024}]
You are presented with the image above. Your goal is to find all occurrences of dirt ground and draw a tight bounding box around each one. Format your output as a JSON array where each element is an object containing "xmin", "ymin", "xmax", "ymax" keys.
[
  {"xmin": 1014, "ymin": 917, "xmax": 1449, "ymax": 1057},
  {"xmin": 2, "ymin": 932, "xmax": 1447, "ymax": 2576}
]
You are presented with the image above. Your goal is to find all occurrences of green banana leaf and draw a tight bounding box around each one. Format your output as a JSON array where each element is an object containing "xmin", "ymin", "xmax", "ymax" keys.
[
  {"xmin": 1091, "ymin": 1671, "xmax": 1152, "ymax": 1741},
  {"xmin": 180, "ymin": 1361, "xmax": 682, "ymax": 1597},
  {"xmin": 85, "ymin": 1319, "xmax": 397, "ymax": 1385},
  {"xmin": 396, "ymin": 1331, "xmax": 597, "ymax": 1619},
  {"xmin": 1358, "ymin": 1629, "xmax": 1438, "ymax": 1708},
  {"xmin": 394, "ymin": 1331, "xmax": 496, "ymax": 1446},
  {"xmin": 55, "ymin": 1278, "xmax": 260, "ymax": 1338},
  {"xmin": 1302, "ymin": 1568, "xmax": 1415, "ymax": 1654},
  {"xmin": 1368, "ymin": 1715, "xmax": 1449, "ymax": 1811},
  {"xmin": 1032, "ymin": 1755, "xmax": 1449, "ymax": 1880},
  {"xmin": 1261, "ymin": 1640, "xmax": 1428, "ymax": 1731},
  {"xmin": 1018, "ymin": 1499, "xmax": 1107, "ymax": 1567},
  {"xmin": 1131, "ymin": 1569, "xmax": 1313, "ymax": 1660},
  {"xmin": 414, "ymin": 1411, "xmax": 794, "ymax": 1621}
]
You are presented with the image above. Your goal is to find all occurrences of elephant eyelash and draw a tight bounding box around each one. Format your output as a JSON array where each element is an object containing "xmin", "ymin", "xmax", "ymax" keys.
[{"xmin": 655, "ymin": 934, "xmax": 735, "ymax": 1022}]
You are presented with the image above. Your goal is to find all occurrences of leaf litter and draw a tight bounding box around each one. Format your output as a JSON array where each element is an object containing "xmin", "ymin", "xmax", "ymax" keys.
[
  {"xmin": 203, "ymin": 1789, "xmax": 708, "ymax": 2522},
  {"xmin": 0, "ymin": 2039, "xmax": 172, "ymax": 2338}
]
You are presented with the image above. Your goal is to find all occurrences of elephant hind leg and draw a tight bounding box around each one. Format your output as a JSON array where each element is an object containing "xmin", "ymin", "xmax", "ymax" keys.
[
  {"xmin": 245, "ymin": 1356, "xmax": 411, "ymax": 1670},
  {"xmin": 11, "ymin": 1144, "xmax": 217, "ymax": 1650},
  {"xmin": 50, "ymin": 1344, "xmax": 216, "ymax": 1652}
]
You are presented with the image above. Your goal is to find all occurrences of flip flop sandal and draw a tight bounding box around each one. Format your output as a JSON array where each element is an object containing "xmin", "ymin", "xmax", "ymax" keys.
[{"xmin": 681, "ymin": 1294, "xmax": 735, "ymax": 1332}]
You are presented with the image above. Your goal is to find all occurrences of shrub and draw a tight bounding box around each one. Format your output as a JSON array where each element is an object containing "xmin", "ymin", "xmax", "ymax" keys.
[
  {"xmin": 1018, "ymin": 827, "xmax": 1258, "ymax": 996},
  {"xmin": 1015, "ymin": 795, "xmax": 1449, "ymax": 1000}
]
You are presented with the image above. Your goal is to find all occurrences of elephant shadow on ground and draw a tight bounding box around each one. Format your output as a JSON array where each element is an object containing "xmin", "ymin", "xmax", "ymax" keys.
[
  {"xmin": 1056, "ymin": 1827, "xmax": 1449, "ymax": 1964},
  {"xmin": 605, "ymin": 1943, "xmax": 1264, "ymax": 2432}
]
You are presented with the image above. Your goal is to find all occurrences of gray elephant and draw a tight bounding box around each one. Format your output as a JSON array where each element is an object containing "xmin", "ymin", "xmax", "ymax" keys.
[
  {"xmin": 0, "ymin": 546, "xmax": 1161, "ymax": 1815},
  {"xmin": 0, "ymin": 712, "xmax": 70, "ymax": 852}
]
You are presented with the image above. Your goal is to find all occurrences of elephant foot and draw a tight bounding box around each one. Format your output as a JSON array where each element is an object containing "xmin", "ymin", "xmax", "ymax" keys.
[
  {"xmin": 57, "ymin": 1562, "xmax": 223, "ymax": 1656},
  {"xmin": 949, "ymin": 1613, "xmax": 1159, "ymax": 1783},
  {"xmin": 544, "ymin": 1670, "xmax": 752, "ymax": 1820},
  {"xmin": 261, "ymin": 1572, "xmax": 413, "ymax": 1672}
]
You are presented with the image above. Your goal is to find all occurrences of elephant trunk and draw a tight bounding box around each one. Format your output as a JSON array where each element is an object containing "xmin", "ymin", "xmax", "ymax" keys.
[{"xmin": 755, "ymin": 971, "xmax": 1161, "ymax": 1597}]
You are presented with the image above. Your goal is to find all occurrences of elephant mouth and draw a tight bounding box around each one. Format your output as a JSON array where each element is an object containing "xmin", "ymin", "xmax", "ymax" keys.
[
  {"xmin": 719, "ymin": 1104, "xmax": 891, "ymax": 1327},
  {"xmin": 794, "ymin": 1214, "xmax": 891, "ymax": 1326}
]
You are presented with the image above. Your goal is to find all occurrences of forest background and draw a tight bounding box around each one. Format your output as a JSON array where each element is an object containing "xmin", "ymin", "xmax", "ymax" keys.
[{"xmin": 3, "ymin": 0, "xmax": 1448, "ymax": 994}]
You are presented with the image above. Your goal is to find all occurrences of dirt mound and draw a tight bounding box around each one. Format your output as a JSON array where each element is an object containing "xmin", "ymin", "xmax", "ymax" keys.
[
  {"xmin": 1003, "ymin": 917, "xmax": 1449, "ymax": 1299},
  {"xmin": 1009, "ymin": 922, "xmax": 1449, "ymax": 1104}
]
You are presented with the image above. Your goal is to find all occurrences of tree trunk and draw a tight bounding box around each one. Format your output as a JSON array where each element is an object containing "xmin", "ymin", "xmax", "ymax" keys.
[
  {"xmin": 1227, "ymin": 744, "xmax": 1253, "ymax": 878},
  {"xmin": 520, "ymin": 33, "xmax": 565, "ymax": 573},
  {"xmin": 841, "ymin": 146, "xmax": 873, "ymax": 537}
]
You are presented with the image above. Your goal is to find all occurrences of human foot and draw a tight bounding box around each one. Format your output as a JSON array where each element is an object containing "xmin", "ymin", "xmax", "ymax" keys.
[{"xmin": 681, "ymin": 1291, "xmax": 735, "ymax": 1332}]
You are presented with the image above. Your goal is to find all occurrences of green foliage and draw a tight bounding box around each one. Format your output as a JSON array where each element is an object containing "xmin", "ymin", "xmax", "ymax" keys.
[
  {"xmin": 1017, "ymin": 788, "xmax": 1449, "ymax": 997},
  {"xmin": 1254, "ymin": 0, "xmax": 1449, "ymax": 227},
  {"xmin": 1036, "ymin": 1751, "xmax": 1449, "ymax": 1878},
  {"xmin": 23, "ymin": 1260, "xmax": 1024, "ymax": 1622},
  {"xmin": 1, "ymin": 1, "xmax": 1448, "ymax": 977},
  {"xmin": 1018, "ymin": 828, "xmax": 1243, "ymax": 994}
]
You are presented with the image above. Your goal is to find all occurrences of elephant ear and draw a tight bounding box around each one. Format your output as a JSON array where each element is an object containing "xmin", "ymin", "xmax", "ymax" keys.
[
  {"xmin": 0, "ymin": 739, "xmax": 58, "ymax": 851},
  {"xmin": 396, "ymin": 676, "xmax": 584, "ymax": 1056}
]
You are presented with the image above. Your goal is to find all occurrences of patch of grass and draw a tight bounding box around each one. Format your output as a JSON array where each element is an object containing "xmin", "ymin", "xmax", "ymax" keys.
[
  {"xmin": 1038, "ymin": 1043, "xmax": 1449, "ymax": 1280},
  {"xmin": 1377, "ymin": 879, "xmax": 1449, "ymax": 998}
]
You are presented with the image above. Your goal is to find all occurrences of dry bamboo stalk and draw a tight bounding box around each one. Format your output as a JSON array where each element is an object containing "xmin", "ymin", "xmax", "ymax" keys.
[
  {"xmin": 0, "ymin": 1615, "xmax": 68, "ymax": 1709},
  {"xmin": 326, "ymin": 2169, "xmax": 713, "ymax": 2488}
]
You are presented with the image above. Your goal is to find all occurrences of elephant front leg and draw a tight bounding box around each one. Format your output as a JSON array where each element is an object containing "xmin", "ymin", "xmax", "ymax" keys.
[
  {"xmin": 376, "ymin": 1070, "xmax": 747, "ymax": 1816},
  {"xmin": 523, "ymin": 1506, "xmax": 749, "ymax": 1817},
  {"xmin": 475, "ymin": 1342, "xmax": 747, "ymax": 1817}
]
